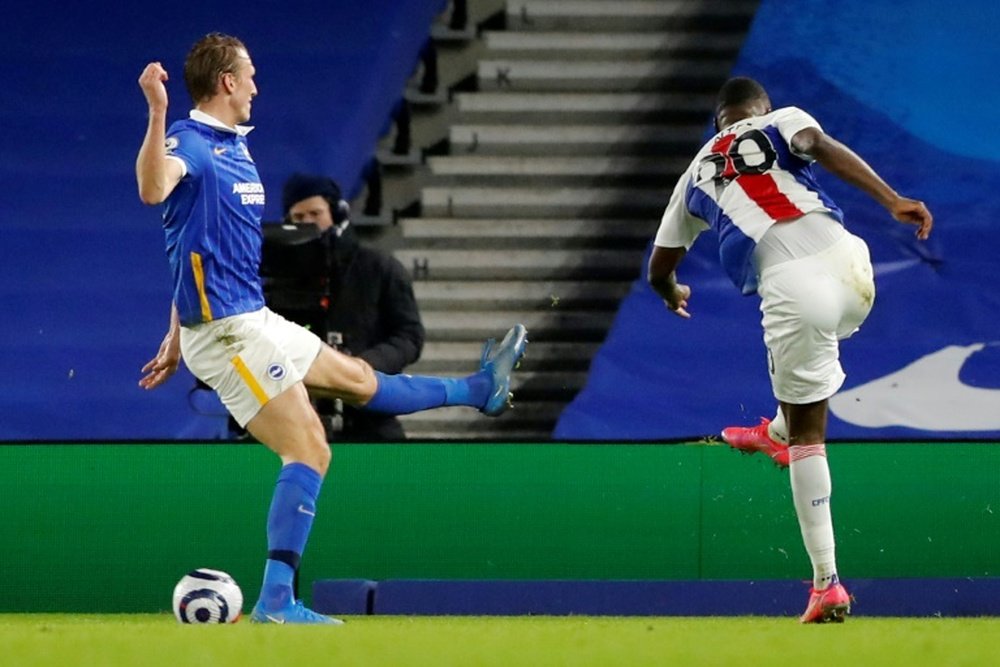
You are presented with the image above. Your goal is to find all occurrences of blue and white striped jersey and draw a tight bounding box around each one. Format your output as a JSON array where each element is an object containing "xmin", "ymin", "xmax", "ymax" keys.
[{"xmin": 163, "ymin": 110, "xmax": 266, "ymax": 325}]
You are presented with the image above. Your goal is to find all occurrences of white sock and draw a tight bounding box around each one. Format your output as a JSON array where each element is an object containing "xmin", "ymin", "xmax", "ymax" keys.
[
  {"xmin": 789, "ymin": 444, "xmax": 838, "ymax": 589},
  {"xmin": 768, "ymin": 409, "xmax": 789, "ymax": 444}
]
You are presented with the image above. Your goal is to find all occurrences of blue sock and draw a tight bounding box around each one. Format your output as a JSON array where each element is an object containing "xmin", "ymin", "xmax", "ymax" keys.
[
  {"xmin": 364, "ymin": 371, "xmax": 492, "ymax": 414},
  {"xmin": 258, "ymin": 462, "xmax": 322, "ymax": 610}
]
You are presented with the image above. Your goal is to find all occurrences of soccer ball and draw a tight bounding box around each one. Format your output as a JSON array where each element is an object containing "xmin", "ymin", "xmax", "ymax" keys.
[{"xmin": 172, "ymin": 568, "xmax": 243, "ymax": 624}]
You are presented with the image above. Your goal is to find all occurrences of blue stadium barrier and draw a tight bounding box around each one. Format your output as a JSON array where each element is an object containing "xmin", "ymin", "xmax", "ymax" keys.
[
  {"xmin": 312, "ymin": 578, "xmax": 1000, "ymax": 617},
  {"xmin": 312, "ymin": 579, "xmax": 377, "ymax": 615}
]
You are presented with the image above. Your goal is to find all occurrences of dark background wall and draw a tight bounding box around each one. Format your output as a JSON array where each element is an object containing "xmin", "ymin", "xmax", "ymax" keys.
[
  {"xmin": 557, "ymin": 0, "xmax": 1000, "ymax": 441},
  {"xmin": 0, "ymin": 1, "xmax": 445, "ymax": 439}
]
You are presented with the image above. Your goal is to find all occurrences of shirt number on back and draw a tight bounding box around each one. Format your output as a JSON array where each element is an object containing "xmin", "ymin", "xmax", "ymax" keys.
[{"xmin": 697, "ymin": 129, "xmax": 777, "ymax": 189}]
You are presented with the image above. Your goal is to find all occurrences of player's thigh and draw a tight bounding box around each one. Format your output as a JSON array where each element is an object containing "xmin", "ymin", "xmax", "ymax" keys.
[
  {"xmin": 303, "ymin": 344, "xmax": 378, "ymax": 405},
  {"xmin": 833, "ymin": 234, "xmax": 875, "ymax": 340},
  {"xmin": 760, "ymin": 266, "xmax": 845, "ymax": 404},
  {"xmin": 180, "ymin": 309, "xmax": 319, "ymax": 427}
]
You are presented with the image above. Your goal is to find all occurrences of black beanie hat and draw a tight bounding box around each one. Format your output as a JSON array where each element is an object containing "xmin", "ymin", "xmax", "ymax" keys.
[{"xmin": 282, "ymin": 173, "xmax": 342, "ymax": 214}]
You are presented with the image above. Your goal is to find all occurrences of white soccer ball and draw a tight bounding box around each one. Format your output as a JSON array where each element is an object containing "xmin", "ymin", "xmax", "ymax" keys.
[{"xmin": 172, "ymin": 568, "xmax": 243, "ymax": 624}]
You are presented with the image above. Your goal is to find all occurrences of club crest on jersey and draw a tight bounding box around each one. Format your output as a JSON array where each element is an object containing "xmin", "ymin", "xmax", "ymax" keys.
[
  {"xmin": 266, "ymin": 363, "xmax": 286, "ymax": 381},
  {"xmin": 165, "ymin": 137, "xmax": 179, "ymax": 152},
  {"xmin": 239, "ymin": 143, "xmax": 254, "ymax": 163}
]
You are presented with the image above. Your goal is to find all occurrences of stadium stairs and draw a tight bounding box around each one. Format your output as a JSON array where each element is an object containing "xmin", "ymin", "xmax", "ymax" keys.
[{"xmin": 364, "ymin": 0, "xmax": 760, "ymax": 439}]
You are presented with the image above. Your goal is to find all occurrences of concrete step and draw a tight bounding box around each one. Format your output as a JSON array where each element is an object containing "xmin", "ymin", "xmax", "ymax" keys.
[
  {"xmin": 397, "ymin": 400, "xmax": 566, "ymax": 422},
  {"xmin": 397, "ymin": 400, "xmax": 566, "ymax": 434},
  {"xmin": 398, "ymin": 416, "xmax": 559, "ymax": 438},
  {"xmin": 427, "ymin": 155, "xmax": 688, "ymax": 185},
  {"xmin": 484, "ymin": 30, "xmax": 745, "ymax": 59},
  {"xmin": 410, "ymin": 340, "xmax": 600, "ymax": 373},
  {"xmin": 412, "ymin": 0, "xmax": 511, "ymax": 100},
  {"xmin": 396, "ymin": 248, "xmax": 645, "ymax": 281},
  {"xmin": 376, "ymin": 148, "xmax": 422, "ymax": 167},
  {"xmin": 420, "ymin": 186, "xmax": 668, "ymax": 218},
  {"xmin": 401, "ymin": 217, "xmax": 655, "ymax": 244},
  {"xmin": 447, "ymin": 123, "xmax": 703, "ymax": 156},
  {"xmin": 412, "ymin": 280, "xmax": 632, "ymax": 310},
  {"xmin": 477, "ymin": 59, "xmax": 731, "ymax": 92},
  {"xmin": 408, "ymin": 38, "xmax": 486, "ymax": 95},
  {"xmin": 451, "ymin": 0, "xmax": 508, "ymax": 29},
  {"xmin": 401, "ymin": 427, "xmax": 555, "ymax": 440},
  {"xmin": 430, "ymin": 24, "xmax": 478, "ymax": 43},
  {"xmin": 363, "ymin": 158, "xmax": 430, "ymax": 220},
  {"xmin": 505, "ymin": 0, "xmax": 759, "ymax": 32},
  {"xmin": 395, "ymin": 102, "xmax": 459, "ymax": 159},
  {"xmin": 416, "ymin": 309, "xmax": 621, "ymax": 341},
  {"xmin": 455, "ymin": 92, "xmax": 714, "ymax": 123}
]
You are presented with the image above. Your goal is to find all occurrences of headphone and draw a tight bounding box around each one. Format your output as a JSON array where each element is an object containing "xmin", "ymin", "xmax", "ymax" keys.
[
  {"xmin": 332, "ymin": 197, "xmax": 350, "ymax": 226},
  {"xmin": 281, "ymin": 174, "xmax": 351, "ymax": 230}
]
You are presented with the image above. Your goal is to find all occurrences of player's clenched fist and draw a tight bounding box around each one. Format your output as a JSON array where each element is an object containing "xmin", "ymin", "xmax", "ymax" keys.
[{"xmin": 138, "ymin": 62, "xmax": 169, "ymax": 111}]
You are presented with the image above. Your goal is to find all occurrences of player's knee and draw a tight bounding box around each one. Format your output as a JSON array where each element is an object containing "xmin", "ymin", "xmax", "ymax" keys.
[
  {"xmin": 302, "ymin": 416, "xmax": 331, "ymax": 474},
  {"xmin": 277, "ymin": 411, "xmax": 331, "ymax": 475},
  {"xmin": 307, "ymin": 348, "xmax": 377, "ymax": 404},
  {"xmin": 309, "ymin": 440, "xmax": 332, "ymax": 476},
  {"xmin": 353, "ymin": 361, "xmax": 378, "ymax": 403},
  {"xmin": 293, "ymin": 442, "xmax": 331, "ymax": 476},
  {"xmin": 336, "ymin": 359, "xmax": 378, "ymax": 405}
]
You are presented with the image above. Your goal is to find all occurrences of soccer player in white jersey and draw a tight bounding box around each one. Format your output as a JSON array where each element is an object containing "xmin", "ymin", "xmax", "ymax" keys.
[
  {"xmin": 136, "ymin": 33, "xmax": 527, "ymax": 625},
  {"xmin": 648, "ymin": 77, "xmax": 932, "ymax": 623}
]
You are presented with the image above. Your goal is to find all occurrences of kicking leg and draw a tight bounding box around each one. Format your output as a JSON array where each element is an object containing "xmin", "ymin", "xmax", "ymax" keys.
[{"xmin": 305, "ymin": 324, "xmax": 528, "ymax": 417}]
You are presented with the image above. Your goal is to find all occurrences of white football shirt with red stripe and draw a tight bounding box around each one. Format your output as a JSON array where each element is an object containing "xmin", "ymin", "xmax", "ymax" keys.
[{"xmin": 654, "ymin": 106, "xmax": 844, "ymax": 294}]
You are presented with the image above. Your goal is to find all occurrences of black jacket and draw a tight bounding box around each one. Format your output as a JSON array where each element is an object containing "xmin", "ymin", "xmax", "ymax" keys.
[{"xmin": 319, "ymin": 227, "xmax": 424, "ymax": 440}]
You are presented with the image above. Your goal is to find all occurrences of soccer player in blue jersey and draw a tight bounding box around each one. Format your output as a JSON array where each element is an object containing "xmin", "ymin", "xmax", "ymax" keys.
[{"xmin": 136, "ymin": 33, "xmax": 527, "ymax": 625}]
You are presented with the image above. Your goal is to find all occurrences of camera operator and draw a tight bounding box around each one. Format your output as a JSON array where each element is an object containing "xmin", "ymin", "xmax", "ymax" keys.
[{"xmin": 277, "ymin": 173, "xmax": 425, "ymax": 441}]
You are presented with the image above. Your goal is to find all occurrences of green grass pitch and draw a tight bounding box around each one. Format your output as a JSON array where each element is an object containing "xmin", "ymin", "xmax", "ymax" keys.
[{"xmin": 3, "ymin": 615, "xmax": 998, "ymax": 666}]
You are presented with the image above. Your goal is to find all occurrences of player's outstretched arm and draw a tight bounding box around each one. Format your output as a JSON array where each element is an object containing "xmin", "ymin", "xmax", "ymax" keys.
[
  {"xmin": 648, "ymin": 245, "xmax": 692, "ymax": 318},
  {"xmin": 136, "ymin": 62, "xmax": 183, "ymax": 205},
  {"xmin": 791, "ymin": 127, "xmax": 933, "ymax": 240},
  {"xmin": 140, "ymin": 304, "xmax": 182, "ymax": 390}
]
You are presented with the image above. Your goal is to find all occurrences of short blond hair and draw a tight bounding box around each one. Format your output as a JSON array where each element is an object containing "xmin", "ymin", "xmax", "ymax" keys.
[{"xmin": 183, "ymin": 33, "xmax": 249, "ymax": 104}]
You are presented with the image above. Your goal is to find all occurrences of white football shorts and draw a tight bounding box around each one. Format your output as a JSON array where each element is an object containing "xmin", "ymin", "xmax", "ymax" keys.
[
  {"xmin": 757, "ymin": 231, "xmax": 875, "ymax": 404},
  {"xmin": 180, "ymin": 307, "xmax": 323, "ymax": 427}
]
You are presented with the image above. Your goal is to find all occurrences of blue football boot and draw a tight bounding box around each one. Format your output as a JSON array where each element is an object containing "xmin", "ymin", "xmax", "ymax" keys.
[
  {"xmin": 479, "ymin": 323, "xmax": 528, "ymax": 416},
  {"xmin": 250, "ymin": 599, "xmax": 344, "ymax": 625}
]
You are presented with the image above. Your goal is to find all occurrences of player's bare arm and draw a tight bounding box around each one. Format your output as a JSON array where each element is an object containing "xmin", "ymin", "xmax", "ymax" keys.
[
  {"xmin": 648, "ymin": 246, "xmax": 692, "ymax": 319},
  {"xmin": 139, "ymin": 304, "xmax": 181, "ymax": 390},
  {"xmin": 136, "ymin": 62, "xmax": 184, "ymax": 205},
  {"xmin": 791, "ymin": 127, "xmax": 933, "ymax": 240}
]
